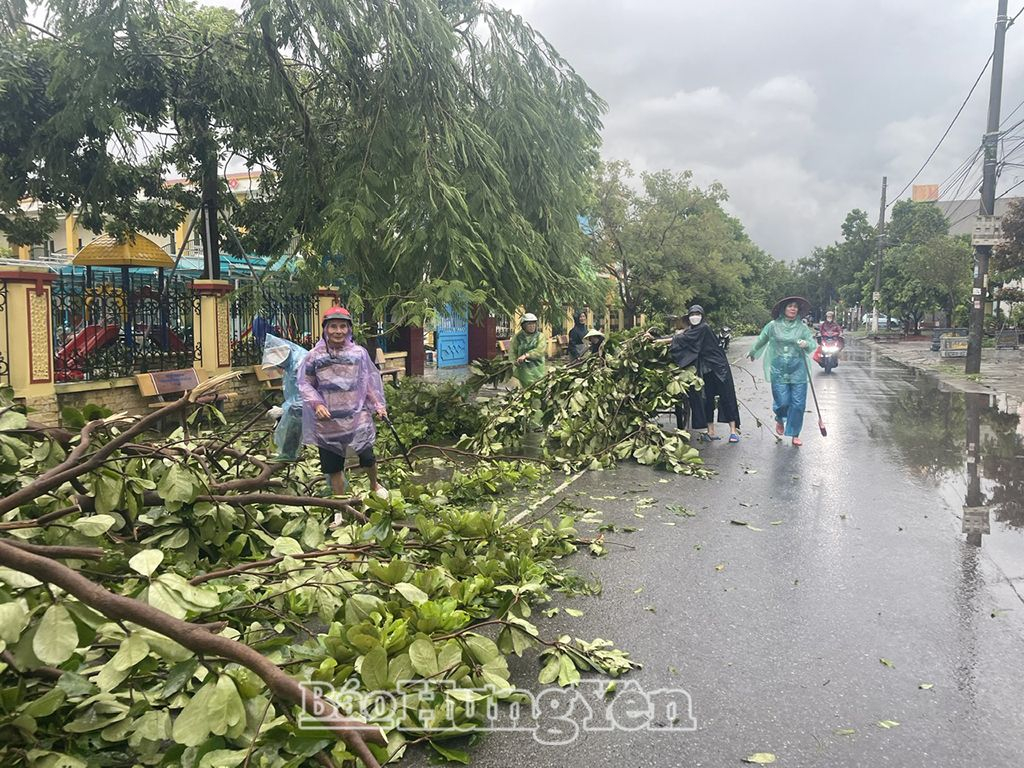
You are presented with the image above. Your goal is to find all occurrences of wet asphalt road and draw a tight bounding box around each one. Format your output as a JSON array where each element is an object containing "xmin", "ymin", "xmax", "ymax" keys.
[{"xmin": 414, "ymin": 339, "xmax": 1024, "ymax": 768}]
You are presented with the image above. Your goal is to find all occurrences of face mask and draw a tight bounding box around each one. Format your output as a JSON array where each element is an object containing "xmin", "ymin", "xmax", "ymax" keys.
[{"xmin": 689, "ymin": 315, "xmax": 702, "ymax": 326}]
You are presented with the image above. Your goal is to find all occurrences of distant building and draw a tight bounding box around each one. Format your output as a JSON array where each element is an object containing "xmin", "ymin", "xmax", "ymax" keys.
[{"xmin": 912, "ymin": 184, "xmax": 1022, "ymax": 237}]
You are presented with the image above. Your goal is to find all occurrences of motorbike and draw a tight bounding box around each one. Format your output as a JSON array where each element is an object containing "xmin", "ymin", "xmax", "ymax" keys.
[
  {"xmin": 718, "ymin": 326, "xmax": 733, "ymax": 352},
  {"xmin": 815, "ymin": 334, "xmax": 843, "ymax": 373}
]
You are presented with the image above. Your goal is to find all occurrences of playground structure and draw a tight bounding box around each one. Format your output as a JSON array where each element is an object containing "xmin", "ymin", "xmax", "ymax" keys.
[{"xmin": 52, "ymin": 235, "xmax": 194, "ymax": 382}]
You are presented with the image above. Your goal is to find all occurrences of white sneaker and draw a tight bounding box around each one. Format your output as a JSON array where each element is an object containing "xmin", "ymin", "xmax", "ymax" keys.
[{"xmin": 372, "ymin": 485, "xmax": 390, "ymax": 501}]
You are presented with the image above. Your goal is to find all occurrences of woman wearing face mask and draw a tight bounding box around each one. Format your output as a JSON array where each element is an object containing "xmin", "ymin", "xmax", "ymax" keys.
[
  {"xmin": 650, "ymin": 305, "xmax": 741, "ymax": 442},
  {"xmin": 748, "ymin": 296, "xmax": 815, "ymax": 447}
]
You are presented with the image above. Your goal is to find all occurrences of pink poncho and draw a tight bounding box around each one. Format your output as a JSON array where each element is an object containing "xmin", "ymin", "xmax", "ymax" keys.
[{"xmin": 298, "ymin": 332, "xmax": 386, "ymax": 457}]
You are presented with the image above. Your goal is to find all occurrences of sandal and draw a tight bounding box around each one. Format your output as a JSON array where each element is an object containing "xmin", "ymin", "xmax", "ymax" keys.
[
  {"xmin": 728, "ymin": 433, "xmax": 740, "ymax": 443},
  {"xmin": 775, "ymin": 421, "xmax": 785, "ymax": 436},
  {"xmin": 792, "ymin": 437, "xmax": 802, "ymax": 447},
  {"xmin": 697, "ymin": 432, "xmax": 713, "ymax": 442},
  {"xmin": 708, "ymin": 434, "xmax": 722, "ymax": 441}
]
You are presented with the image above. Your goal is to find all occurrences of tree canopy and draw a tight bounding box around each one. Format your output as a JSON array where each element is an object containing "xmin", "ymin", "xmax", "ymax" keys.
[
  {"xmin": 0, "ymin": 0, "xmax": 606, "ymax": 314},
  {"xmin": 583, "ymin": 160, "xmax": 786, "ymax": 329}
]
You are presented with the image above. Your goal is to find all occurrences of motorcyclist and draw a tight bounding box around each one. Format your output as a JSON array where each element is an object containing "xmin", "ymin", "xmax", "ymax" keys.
[{"xmin": 817, "ymin": 311, "xmax": 845, "ymax": 350}]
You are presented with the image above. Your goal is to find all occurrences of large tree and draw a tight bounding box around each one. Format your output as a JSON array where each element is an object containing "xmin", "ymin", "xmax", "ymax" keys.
[
  {"xmin": 0, "ymin": 0, "xmax": 605, "ymax": 313},
  {"xmin": 584, "ymin": 160, "xmax": 773, "ymax": 328}
]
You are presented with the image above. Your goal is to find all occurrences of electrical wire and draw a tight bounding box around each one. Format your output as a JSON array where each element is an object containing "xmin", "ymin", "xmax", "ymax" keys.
[
  {"xmin": 886, "ymin": 52, "xmax": 993, "ymax": 208},
  {"xmin": 887, "ymin": 5, "xmax": 1024, "ymax": 209}
]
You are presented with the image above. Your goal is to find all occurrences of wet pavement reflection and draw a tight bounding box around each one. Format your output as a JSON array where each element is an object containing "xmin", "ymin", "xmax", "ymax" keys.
[{"xmin": 879, "ymin": 374, "xmax": 1024, "ymax": 549}]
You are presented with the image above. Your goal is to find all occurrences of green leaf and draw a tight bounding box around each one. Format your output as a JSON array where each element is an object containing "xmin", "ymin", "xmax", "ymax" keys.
[
  {"xmin": 22, "ymin": 687, "xmax": 66, "ymax": 718},
  {"xmin": 33, "ymin": 604, "xmax": 78, "ymax": 664},
  {"xmin": 271, "ymin": 536, "xmax": 303, "ymax": 556},
  {"xmin": 564, "ymin": 608, "xmax": 584, "ymax": 618},
  {"xmin": 742, "ymin": 754, "xmax": 777, "ymax": 764},
  {"xmin": 361, "ymin": 645, "xmax": 389, "ymax": 690},
  {"xmin": 557, "ymin": 654, "xmax": 580, "ymax": 687},
  {"xmin": 95, "ymin": 634, "xmax": 150, "ymax": 691},
  {"xmin": 538, "ymin": 654, "xmax": 561, "ymax": 685},
  {"xmin": 879, "ymin": 658, "xmax": 894, "ymax": 668},
  {"xmin": 409, "ymin": 637, "xmax": 439, "ymax": 678},
  {"xmin": 876, "ymin": 720, "xmax": 900, "ymax": 729},
  {"xmin": 28, "ymin": 752, "xmax": 87, "ymax": 768},
  {"xmin": 157, "ymin": 464, "xmax": 199, "ymax": 508},
  {"xmin": 436, "ymin": 640, "xmax": 463, "ymax": 672},
  {"xmin": 463, "ymin": 634, "xmax": 499, "ymax": 664},
  {"xmin": 71, "ymin": 515, "xmax": 116, "ymax": 537},
  {"xmin": 57, "ymin": 672, "xmax": 97, "ymax": 697},
  {"xmin": 198, "ymin": 750, "xmax": 249, "ymax": 768},
  {"xmin": 919, "ymin": 683, "xmax": 934, "ymax": 690},
  {"xmin": 429, "ymin": 741, "xmax": 471, "ymax": 764},
  {"xmin": 834, "ymin": 728, "xmax": 856, "ymax": 736},
  {"xmin": 0, "ymin": 598, "xmax": 30, "ymax": 643},
  {"xmin": 394, "ymin": 582, "xmax": 429, "ymax": 606},
  {"xmin": 93, "ymin": 474, "xmax": 123, "ymax": 516},
  {"xmin": 128, "ymin": 549, "xmax": 164, "ymax": 577},
  {"xmin": 172, "ymin": 680, "xmax": 219, "ymax": 746}
]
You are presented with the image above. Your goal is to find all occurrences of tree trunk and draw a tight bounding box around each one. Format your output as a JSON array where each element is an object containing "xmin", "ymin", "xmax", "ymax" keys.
[{"xmin": 198, "ymin": 121, "xmax": 221, "ymax": 281}]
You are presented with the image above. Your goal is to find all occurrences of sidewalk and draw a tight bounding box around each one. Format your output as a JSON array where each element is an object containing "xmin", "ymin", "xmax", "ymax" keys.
[{"xmin": 860, "ymin": 335, "xmax": 1024, "ymax": 407}]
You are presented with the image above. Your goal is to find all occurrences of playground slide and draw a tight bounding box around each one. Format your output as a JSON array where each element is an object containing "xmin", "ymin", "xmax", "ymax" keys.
[
  {"xmin": 54, "ymin": 325, "xmax": 120, "ymax": 379},
  {"xmin": 145, "ymin": 327, "xmax": 186, "ymax": 352}
]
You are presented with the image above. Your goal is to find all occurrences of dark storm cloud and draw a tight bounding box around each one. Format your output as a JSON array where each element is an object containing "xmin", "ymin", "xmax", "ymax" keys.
[{"xmin": 500, "ymin": 0, "xmax": 1024, "ymax": 259}]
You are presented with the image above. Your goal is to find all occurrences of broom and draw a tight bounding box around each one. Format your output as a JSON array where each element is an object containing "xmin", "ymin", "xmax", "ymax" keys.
[{"xmin": 803, "ymin": 352, "xmax": 828, "ymax": 437}]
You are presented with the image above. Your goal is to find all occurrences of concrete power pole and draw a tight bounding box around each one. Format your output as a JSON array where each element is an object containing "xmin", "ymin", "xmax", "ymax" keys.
[
  {"xmin": 872, "ymin": 177, "xmax": 887, "ymax": 334},
  {"xmin": 966, "ymin": 0, "xmax": 1009, "ymax": 374}
]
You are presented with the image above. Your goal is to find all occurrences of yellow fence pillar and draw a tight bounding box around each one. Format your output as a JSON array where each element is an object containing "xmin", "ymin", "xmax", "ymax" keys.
[
  {"xmin": 191, "ymin": 280, "xmax": 233, "ymax": 375},
  {"xmin": 0, "ymin": 266, "xmax": 59, "ymax": 424},
  {"xmin": 65, "ymin": 214, "xmax": 77, "ymax": 255},
  {"xmin": 316, "ymin": 286, "xmax": 340, "ymax": 329},
  {"xmin": 17, "ymin": 245, "xmax": 30, "ymax": 261}
]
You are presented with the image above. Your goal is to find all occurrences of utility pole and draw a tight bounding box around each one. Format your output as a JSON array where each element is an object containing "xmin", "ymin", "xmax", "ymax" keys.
[
  {"xmin": 966, "ymin": 0, "xmax": 1009, "ymax": 374},
  {"xmin": 872, "ymin": 176, "xmax": 887, "ymax": 333}
]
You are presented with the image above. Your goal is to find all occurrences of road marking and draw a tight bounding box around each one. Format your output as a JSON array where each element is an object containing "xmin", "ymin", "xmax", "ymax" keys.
[{"xmin": 507, "ymin": 470, "xmax": 586, "ymax": 526}]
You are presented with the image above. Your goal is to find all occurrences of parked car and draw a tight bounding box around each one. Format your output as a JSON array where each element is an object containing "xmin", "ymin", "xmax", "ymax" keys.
[{"xmin": 861, "ymin": 313, "xmax": 900, "ymax": 328}]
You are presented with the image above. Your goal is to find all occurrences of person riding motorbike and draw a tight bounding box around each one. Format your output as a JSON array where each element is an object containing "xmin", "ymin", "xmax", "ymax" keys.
[
  {"xmin": 814, "ymin": 310, "xmax": 845, "ymax": 371},
  {"xmin": 818, "ymin": 311, "xmax": 844, "ymax": 348}
]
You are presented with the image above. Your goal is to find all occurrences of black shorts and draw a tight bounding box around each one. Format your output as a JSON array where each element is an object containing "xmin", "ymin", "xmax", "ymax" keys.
[{"xmin": 319, "ymin": 446, "xmax": 376, "ymax": 474}]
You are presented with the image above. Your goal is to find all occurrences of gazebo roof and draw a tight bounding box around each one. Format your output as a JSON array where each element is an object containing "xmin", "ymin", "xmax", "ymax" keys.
[{"xmin": 72, "ymin": 234, "xmax": 174, "ymax": 268}]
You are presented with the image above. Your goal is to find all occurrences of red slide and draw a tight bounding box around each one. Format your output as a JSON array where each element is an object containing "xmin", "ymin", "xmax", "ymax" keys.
[{"xmin": 54, "ymin": 325, "xmax": 120, "ymax": 381}]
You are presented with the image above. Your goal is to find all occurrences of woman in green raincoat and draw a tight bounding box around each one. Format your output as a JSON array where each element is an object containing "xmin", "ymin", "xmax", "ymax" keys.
[
  {"xmin": 748, "ymin": 296, "xmax": 816, "ymax": 446},
  {"xmin": 510, "ymin": 313, "xmax": 547, "ymax": 387}
]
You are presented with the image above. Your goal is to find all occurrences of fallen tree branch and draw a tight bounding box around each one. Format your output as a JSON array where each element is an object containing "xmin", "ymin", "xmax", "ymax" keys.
[
  {"xmin": 0, "ymin": 540, "xmax": 386, "ymax": 766},
  {"xmin": 0, "ymin": 649, "xmax": 63, "ymax": 681},
  {"xmin": 3, "ymin": 540, "xmax": 104, "ymax": 559},
  {"xmin": 189, "ymin": 544, "xmax": 374, "ymax": 586},
  {"xmin": 0, "ymin": 395, "xmax": 194, "ymax": 517}
]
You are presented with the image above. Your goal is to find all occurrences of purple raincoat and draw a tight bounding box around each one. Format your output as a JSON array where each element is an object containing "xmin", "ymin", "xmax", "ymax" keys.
[{"xmin": 298, "ymin": 331, "xmax": 386, "ymax": 457}]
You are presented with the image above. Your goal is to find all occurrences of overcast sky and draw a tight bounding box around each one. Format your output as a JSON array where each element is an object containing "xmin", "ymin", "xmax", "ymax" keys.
[{"xmin": 496, "ymin": 0, "xmax": 1024, "ymax": 260}]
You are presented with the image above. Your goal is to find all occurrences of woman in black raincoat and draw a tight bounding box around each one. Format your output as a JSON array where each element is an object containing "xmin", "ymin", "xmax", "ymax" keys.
[{"xmin": 654, "ymin": 305, "xmax": 741, "ymax": 442}]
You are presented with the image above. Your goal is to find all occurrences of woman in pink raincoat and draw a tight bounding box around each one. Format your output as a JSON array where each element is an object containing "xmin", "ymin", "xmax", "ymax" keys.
[{"xmin": 298, "ymin": 306, "xmax": 389, "ymax": 499}]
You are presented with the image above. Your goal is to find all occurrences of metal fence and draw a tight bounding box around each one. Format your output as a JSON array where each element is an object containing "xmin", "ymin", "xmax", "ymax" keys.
[
  {"xmin": 51, "ymin": 267, "xmax": 197, "ymax": 382},
  {"xmin": 494, "ymin": 313, "xmax": 512, "ymax": 340},
  {"xmin": 228, "ymin": 286, "xmax": 317, "ymax": 366}
]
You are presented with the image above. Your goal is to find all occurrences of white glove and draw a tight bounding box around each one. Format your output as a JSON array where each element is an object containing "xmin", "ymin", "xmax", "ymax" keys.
[{"xmin": 267, "ymin": 406, "xmax": 284, "ymax": 421}]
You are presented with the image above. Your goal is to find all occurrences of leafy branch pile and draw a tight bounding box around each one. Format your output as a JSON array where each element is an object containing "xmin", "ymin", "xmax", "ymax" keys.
[
  {"xmin": 378, "ymin": 379, "xmax": 483, "ymax": 453},
  {"xmin": 463, "ymin": 330, "xmax": 707, "ymax": 474},
  {"xmin": 0, "ymin": 383, "xmax": 637, "ymax": 768}
]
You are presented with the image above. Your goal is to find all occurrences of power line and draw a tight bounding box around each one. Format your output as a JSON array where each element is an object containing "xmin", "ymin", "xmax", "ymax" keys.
[
  {"xmin": 887, "ymin": 4, "xmax": 1024, "ymax": 208},
  {"xmin": 886, "ymin": 52, "xmax": 993, "ymax": 208},
  {"xmin": 947, "ymin": 176, "xmax": 1024, "ymax": 231}
]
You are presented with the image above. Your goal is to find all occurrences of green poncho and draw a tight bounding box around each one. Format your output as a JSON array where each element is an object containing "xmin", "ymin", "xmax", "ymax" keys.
[
  {"xmin": 510, "ymin": 330, "xmax": 546, "ymax": 386},
  {"xmin": 750, "ymin": 318, "xmax": 815, "ymax": 384}
]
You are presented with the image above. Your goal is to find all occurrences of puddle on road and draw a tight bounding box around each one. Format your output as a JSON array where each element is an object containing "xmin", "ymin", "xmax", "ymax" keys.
[{"xmin": 884, "ymin": 380, "xmax": 1024, "ymax": 551}]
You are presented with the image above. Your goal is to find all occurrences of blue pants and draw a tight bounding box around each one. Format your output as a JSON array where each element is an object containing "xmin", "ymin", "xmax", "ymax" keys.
[{"xmin": 771, "ymin": 381, "xmax": 807, "ymax": 437}]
